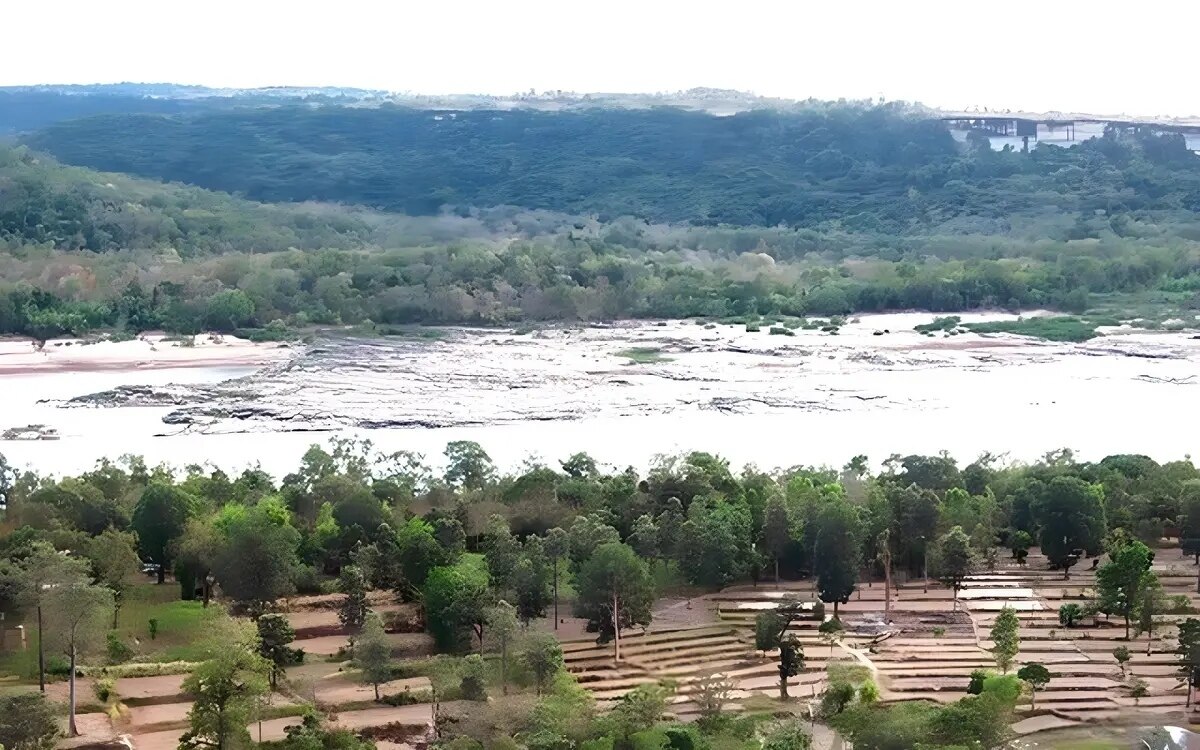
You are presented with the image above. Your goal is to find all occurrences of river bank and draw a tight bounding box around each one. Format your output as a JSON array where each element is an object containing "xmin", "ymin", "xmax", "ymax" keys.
[{"xmin": 0, "ymin": 333, "xmax": 294, "ymax": 374}]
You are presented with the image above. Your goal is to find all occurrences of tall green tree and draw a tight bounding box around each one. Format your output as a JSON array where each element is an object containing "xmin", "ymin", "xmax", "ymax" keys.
[
  {"xmin": 1031, "ymin": 476, "xmax": 1106, "ymax": 570},
  {"xmin": 512, "ymin": 543, "xmax": 552, "ymax": 624},
  {"xmin": 678, "ymin": 498, "xmax": 753, "ymax": 587},
  {"xmin": 574, "ymin": 542, "xmax": 653, "ymax": 662},
  {"xmin": 1177, "ymin": 618, "xmax": 1200, "ymax": 708},
  {"xmin": 933, "ymin": 525, "xmax": 977, "ymax": 609},
  {"xmin": 813, "ymin": 502, "xmax": 862, "ymax": 616},
  {"xmin": 255, "ymin": 614, "xmax": 298, "ymax": 690},
  {"xmin": 337, "ymin": 565, "xmax": 370, "ymax": 643},
  {"xmin": 131, "ymin": 482, "xmax": 199, "ymax": 584},
  {"xmin": 86, "ymin": 529, "xmax": 140, "ymax": 628},
  {"xmin": 485, "ymin": 601, "xmax": 519, "ymax": 695},
  {"xmin": 212, "ymin": 506, "xmax": 300, "ymax": 617},
  {"xmin": 422, "ymin": 563, "xmax": 489, "ymax": 652},
  {"xmin": 990, "ymin": 606, "xmax": 1020, "ymax": 674},
  {"xmin": 483, "ymin": 515, "xmax": 521, "ymax": 592},
  {"xmin": 353, "ymin": 612, "xmax": 393, "ymax": 701},
  {"xmin": 17, "ymin": 544, "xmax": 91, "ymax": 692},
  {"xmin": 42, "ymin": 581, "xmax": 114, "ymax": 736},
  {"xmin": 1096, "ymin": 538, "xmax": 1155, "ymax": 639},
  {"xmin": 761, "ymin": 495, "xmax": 792, "ymax": 583}
]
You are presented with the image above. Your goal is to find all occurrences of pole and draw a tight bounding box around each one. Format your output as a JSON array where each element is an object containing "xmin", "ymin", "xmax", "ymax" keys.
[{"xmin": 553, "ymin": 559, "xmax": 559, "ymax": 630}]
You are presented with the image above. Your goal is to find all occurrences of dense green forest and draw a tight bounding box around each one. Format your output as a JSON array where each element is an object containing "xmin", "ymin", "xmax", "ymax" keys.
[
  {"xmin": 5, "ymin": 104, "xmax": 1200, "ymax": 339},
  {"xmin": 3, "ymin": 442, "xmax": 1200, "ymax": 749}
]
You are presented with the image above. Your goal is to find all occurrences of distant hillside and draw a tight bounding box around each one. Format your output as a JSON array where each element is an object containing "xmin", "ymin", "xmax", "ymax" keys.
[
  {"xmin": 24, "ymin": 103, "xmax": 1200, "ymax": 230},
  {"xmin": 0, "ymin": 145, "xmax": 371, "ymax": 254}
]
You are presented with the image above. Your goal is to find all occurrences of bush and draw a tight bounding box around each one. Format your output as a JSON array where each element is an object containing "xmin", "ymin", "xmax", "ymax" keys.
[
  {"xmin": 93, "ymin": 677, "xmax": 117, "ymax": 704},
  {"xmin": 292, "ymin": 565, "xmax": 327, "ymax": 595},
  {"xmin": 82, "ymin": 660, "xmax": 199, "ymax": 678},
  {"xmin": 460, "ymin": 654, "xmax": 487, "ymax": 701},
  {"xmin": 106, "ymin": 632, "xmax": 133, "ymax": 664},
  {"xmin": 768, "ymin": 326, "xmax": 794, "ymax": 336},
  {"xmin": 1058, "ymin": 603, "xmax": 1084, "ymax": 627}
]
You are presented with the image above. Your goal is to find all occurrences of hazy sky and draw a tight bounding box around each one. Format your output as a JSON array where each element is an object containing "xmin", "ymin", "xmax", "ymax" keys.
[{"xmin": 5, "ymin": 0, "xmax": 1198, "ymax": 116}]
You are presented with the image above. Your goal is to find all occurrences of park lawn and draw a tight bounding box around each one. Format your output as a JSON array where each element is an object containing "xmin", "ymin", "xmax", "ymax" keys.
[{"xmin": 113, "ymin": 582, "xmax": 232, "ymax": 662}]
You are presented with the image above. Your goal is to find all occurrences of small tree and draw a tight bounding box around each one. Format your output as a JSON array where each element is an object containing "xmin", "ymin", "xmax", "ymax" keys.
[
  {"xmin": 1058, "ymin": 603, "xmax": 1083, "ymax": 628},
  {"xmin": 1016, "ymin": 663, "xmax": 1051, "ymax": 709},
  {"xmin": 1113, "ymin": 645, "xmax": 1131, "ymax": 677},
  {"xmin": 256, "ymin": 614, "xmax": 298, "ymax": 690},
  {"xmin": 522, "ymin": 632, "xmax": 564, "ymax": 696},
  {"xmin": 485, "ymin": 601, "xmax": 519, "ymax": 695},
  {"xmin": 694, "ymin": 673, "xmax": 735, "ymax": 720},
  {"xmin": 778, "ymin": 635, "xmax": 805, "ymax": 700},
  {"xmin": 460, "ymin": 654, "xmax": 487, "ymax": 701},
  {"xmin": 761, "ymin": 496, "xmax": 792, "ymax": 583},
  {"xmin": 1096, "ymin": 538, "xmax": 1155, "ymax": 640},
  {"xmin": 337, "ymin": 565, "xmax": 370, "ymax": 648},
  {"xmin": 1179, "ymin": 619, "xmax": 1200, "ymax": 708},
  {"xmin": 819, "ymin": 618, "xmax": 844, "ymax": 656},
  {"xmin": 180, "ymin": 640, "xmax": 269, "ymax": 750},
  {"xmin": 991, "ymin": 606, "xmax": 1020, "ymax": 674},
  {"xmin": 573, "ymin": 543, "xmax": 653, "ymax": 662},
  {"xmin": 755, "ymin": 611, "xmax": 785, "ymax": 653},
  {"xmin": 353, "ymin": 613, "xmax": 392, "ymax": 701},
  {"xmin": 933, "ymin": 526, "xmax": 977, "ymax": 610},
  {"xmin": 967, "ymin": 668, "xmax": 989, "ymax": 695},
  {"xmin": 1009, "ymin": 530, "xmax": 1034, "ymax": 560},
  {"xmin": 1129, "ymin": 677, "xmax": 1149, "ymax": 705},
  {"xmin": 42, "ymin": 582, "xmax": 114, "ymax": 736}
]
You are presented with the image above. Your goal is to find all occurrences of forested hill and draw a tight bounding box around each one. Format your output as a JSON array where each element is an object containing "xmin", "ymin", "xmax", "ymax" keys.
[
  {"xmin": 0, "ymin": 146, "xmax": 372, "ymax": 254},
  {"xmin": 24, "ymin": 104, "xmax": 1200, "ymax": 228}
]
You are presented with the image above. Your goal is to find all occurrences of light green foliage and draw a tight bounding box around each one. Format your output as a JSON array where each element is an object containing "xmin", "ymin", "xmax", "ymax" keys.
[
  {"xmin": 179, "ymin": 639, "xmax": 270, "ymax": 750},
  {"xmin": 990, "ymin": 607, "xmax": 1020, "ymax": 674},
  {"xmin": 762, "ymin": 721, "xmax": 812, "ymax": 750},
  {"xmin": 443, "ymin": 441, "xmax": 495, "ymax": 489},
  {"xmin": 677, "ymin": 497, "xmax": 754, "ymax": 587},
  {"xmin": 42, "ymin": 581, "xmax": 114, "ymax": 735},
  {"xmin": 1096, "ymin": 537, "xmax": 1156, "ymax": 639},
  {"xmin": 353, "ymin": 613, "xmax": 393, "ymax": 701},
  {"xmin": 1113, "ymin": 645, "xmax": 1131, "ymax": 675},
  {"xmin": 1058, "ymin": 603, "xmax": 1084, "ymax": 627},
  {"xmin": 483, "ymin": 515, "xmax": 520, "ymax": 591},
  {"xmin": 522, "ymin": 631, "xmax": 565, "ymax": 696},
  {"xmin": 212, "ymin": 504, "xmax": 300, "ymax": 616},
  {"xmin": 460, "ymin": 654, "xmax": 488, "ymax": 701},
  {"xmin": 485, "ymin": 601, "xmax": 519, "ymax": 694},
  {"xmin": 932, "ymin": 525, "xmax": 977, "ymax": 604},
  {"xmin": 423, "ymin": 557, "xmax": 490, "ymax": 652}
]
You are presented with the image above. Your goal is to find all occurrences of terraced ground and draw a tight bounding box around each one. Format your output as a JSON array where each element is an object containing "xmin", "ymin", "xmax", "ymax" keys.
[
  {"xmin": 562, "ymin": 545, "xmax": 1200, "ymax": 733},
  {"xmin": 53, "ymin": 544, "xmax": 1200, "ymax": 748}
]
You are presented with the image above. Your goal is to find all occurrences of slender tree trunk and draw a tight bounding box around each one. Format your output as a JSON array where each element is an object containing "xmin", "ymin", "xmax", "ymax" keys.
[
  {"xmin": 833, "ymin": 600, "xmax": 839, "ymax": 617},
  {"xmin": 612, "ymin": 592, "xmax": 621, "ymax": 663},
  {"xmin": 1031, "ymin": 688, "xmax": 1037, "ymax": 710},
  {"xmin": 203, "ymin": 578, "xmax": 212, "ymax": 608},
  {"xmin": 374, "ymin": 682, "xmax": 380, "ymax": 701},
  {"xmin": 112, "ymin": 593, "xmax": 121, "ymax": 630},
  {"xmin": 774, "ymin": 557, "xmax": 780, "ymax": 584},
  {"xmin": 157, "ymin": 561, "xmax": 166, "ymax": 585},
  {"xmin": 1125, "ymin": 616, "xmax": 1130, "ymax": 641},
  {"xmin": 779, "ymin": 662, "xmax": 789, "ymax": 700},
  {"xmin": 37, "ymin": 605, "xmax": 45, "ymax": 693},
  {"xmin": 883, "ymin": 548, "xmax": 892, "ymax": 623},
  {"xmin": 68, "ymin": 645, "xmax": 78, "ymax": 736},
  {"xmin": 553, "ymin": 559, "xmax": 559, "ymax": 630}
]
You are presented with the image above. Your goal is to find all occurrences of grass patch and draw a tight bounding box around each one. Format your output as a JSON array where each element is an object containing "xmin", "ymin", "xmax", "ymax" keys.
[
  {"xmin": 113, "ymin": 583, "xmax": 236, "ymax": 663},
  {"xmin": 914, "ymin": 316, "xmax": 962, "ymax": 334},
  {"xmin": 965, "ymin": 316, "xmax": 1100, "ymax": 342},
  {"xmin": 616, "ymin": 347, "xmax": 672, "ymax": 364}
]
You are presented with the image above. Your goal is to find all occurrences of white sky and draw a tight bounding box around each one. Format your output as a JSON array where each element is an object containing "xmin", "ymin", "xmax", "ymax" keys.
[{"xmin": 4, "ymin": 0, "xmax": 1198, "ymax": 116}]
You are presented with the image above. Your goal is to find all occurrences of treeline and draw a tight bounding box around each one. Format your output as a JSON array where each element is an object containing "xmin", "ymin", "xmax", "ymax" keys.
[
  {"xmin": 24, "ymin": 104, "xmax": 1200, "ymax": 229},
  {"xmin": 2, "ymin": 443, "xmax": 1196, "ymax": 617}
]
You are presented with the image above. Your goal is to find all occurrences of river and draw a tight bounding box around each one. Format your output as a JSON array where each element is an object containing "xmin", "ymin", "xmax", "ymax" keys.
[{"xmin": 2, "ymin": 312, "xmax": 1199, "ymax": 478}]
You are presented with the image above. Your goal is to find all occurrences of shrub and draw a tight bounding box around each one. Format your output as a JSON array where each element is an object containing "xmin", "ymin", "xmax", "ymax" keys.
[
  {"xmin": 768, "ymin": 327, "xmax": 794, "ymax": 336},
  {"xmin": 106, "ymin": 632, "xmax": 133, "ymax": 664},
  {"xmin": 1058, "ymin": 603, "xmax": 1084, "ymax": 627},
  {"xmin": 93, "ymin": 677, "xmax": 117, "ymax": 704}
]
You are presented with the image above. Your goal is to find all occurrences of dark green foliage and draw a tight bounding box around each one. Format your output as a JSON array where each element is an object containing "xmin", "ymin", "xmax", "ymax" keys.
[
  {"xmin": 131, "ymin": 482, "xmax": 199, "ymax": 584},
  {"xmin": 0, "ymin": 692, "xmax": 59, "ymax": 750},
  {"xmin": 423, "ymin": 559, "xmax": 490, "ymax": 652},
  {"xmin": 813, "ymin": 502, "xmax": 861, "ymax": 615},
  {"xmin": 1031, "ymin": 476, "xmax": 1106, "ymax": 568},
  {"xmin": 257, "ymin": 614, "xmax": 301, "ymax": 689}
]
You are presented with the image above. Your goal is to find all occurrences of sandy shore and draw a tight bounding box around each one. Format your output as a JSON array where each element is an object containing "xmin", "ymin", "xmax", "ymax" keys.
[{"xmin": 0, "ymin": 333, "xmax": 295, "ymax": 374}]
